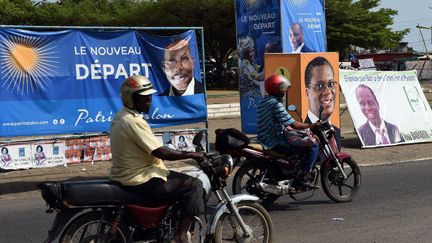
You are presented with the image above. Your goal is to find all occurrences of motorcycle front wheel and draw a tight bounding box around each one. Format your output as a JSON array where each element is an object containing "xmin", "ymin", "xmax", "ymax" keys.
[
  {"xmin": 232, "ymin": 161, "xmax": 280, "ymax": 208},
  {"xmin": 214, "ymin": 201, "xmax": 273, "ymax": 243},
  {"xmin": 320, "ymin": 157, "xmax": 361, "ymax": 203},
  {"xmin": 60, "ymin": 211, "xmax": 130, "ymax": 243}
]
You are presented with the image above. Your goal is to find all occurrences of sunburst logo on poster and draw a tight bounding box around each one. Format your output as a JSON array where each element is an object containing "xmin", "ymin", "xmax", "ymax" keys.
[
  {"xmin": 240, "ymin": 0, "xmax": 265, "ymax": 9},
  {"xmin": 287, "ymin": 0, "xmax": 309, "ymax": 8},
  {"xmin": 0, "ymin": 35, "xmax": 58, "ymax": 95}
]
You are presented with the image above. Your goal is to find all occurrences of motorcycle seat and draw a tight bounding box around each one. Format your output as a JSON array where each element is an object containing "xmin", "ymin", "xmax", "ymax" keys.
[
  {"xmin": 61, "ymin": 179, "xmax": 169, "ymax": 207},
  {"xmin": 248, "ymin": 143, "xmax": 286, "ymax": 158}
]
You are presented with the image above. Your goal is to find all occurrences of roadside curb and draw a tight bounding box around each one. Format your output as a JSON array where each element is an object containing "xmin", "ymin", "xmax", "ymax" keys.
[
  {"xmin": 207, "ymin": 103, "xmax": 240, "ymax": 119},
  {"xmin": 358, "ymin": 157, "xmax": 432, "ymax": 167}
]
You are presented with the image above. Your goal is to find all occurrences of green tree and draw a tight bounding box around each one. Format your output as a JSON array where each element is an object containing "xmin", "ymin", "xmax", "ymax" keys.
[
  {"xmin": 144, "ymin": 0, "xmax": 237, "ymax": 88},
  {"xmin": 0, "ymin": 0, "xmax": 410, "ymax": 87},
  {"xmin": 0, "ymin": 0, "xmax": 36, "ymax": 24},
  {"xmin": 32, "ymin": 0, "xmax": 147, "ymax": 26},
  {"xmin": 30, "ymin": 0, "xmax": 237, "ymax": 88},
  {"xmin": 325, "ymin": 0, "xmax": 409, "ymax": 59}
]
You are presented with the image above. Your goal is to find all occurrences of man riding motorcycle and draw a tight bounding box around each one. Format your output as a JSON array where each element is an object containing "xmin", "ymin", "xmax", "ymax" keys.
[
  {"xmin": 110, "ymin": 75, "xmax": 205, "ymax": 243},
  {"xmin": 256, "ymin": 74, "xmax": 321, "ymax": 189}
]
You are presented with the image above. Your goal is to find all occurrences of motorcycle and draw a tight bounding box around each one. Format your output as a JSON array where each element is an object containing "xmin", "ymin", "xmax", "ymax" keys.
[
  {"xmin": 38, "ymin": 131, "xmax": 274, "ymax": 243},
  {"xmin": 215, "ymin": 106, "xmax": 361, "ymax": 208}
]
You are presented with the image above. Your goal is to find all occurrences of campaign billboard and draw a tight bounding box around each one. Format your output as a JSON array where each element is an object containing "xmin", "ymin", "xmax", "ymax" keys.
[
  {"xmin": 340, "ymin": 70, "xmax": 432, "ymax": 147},
  {"xmin": 281, "ymin": 0, "xmax": 326, "ymax": 53},
  {"xmin": 235, "ymin": 0, "xmax": 326, "ymax": 133},
  {"xmin": 0, "ymin": 28, "xmax": 206, "ymax": 137},
  {"xmin": 235, "ymin": 0, "xmax": 282, "ymax": 134}
]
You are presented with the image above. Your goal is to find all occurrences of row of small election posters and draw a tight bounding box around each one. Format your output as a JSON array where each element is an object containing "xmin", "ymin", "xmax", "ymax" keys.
[
  {"xmin": 0, "ymin": 135, "xmax": 112, "ymax": 170},
  {"xmin": 65, "ymin": 136, "xmax": 111, "ymax": 163},
  {"xmin": 0, "ymin": 130, "xmax": 206, "ymax": 170}
]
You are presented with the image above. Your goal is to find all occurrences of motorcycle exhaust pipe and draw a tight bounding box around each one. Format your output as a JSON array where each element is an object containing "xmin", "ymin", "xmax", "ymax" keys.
[{"xmin": 258, "ymin": 180, "xmax": 293, "ymax": 196}]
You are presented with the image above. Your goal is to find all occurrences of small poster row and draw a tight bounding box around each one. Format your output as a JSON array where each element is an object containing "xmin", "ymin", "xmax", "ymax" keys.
[{"xmin": 0, "ymin": 129, "xmax": 207, "ymax": 170}]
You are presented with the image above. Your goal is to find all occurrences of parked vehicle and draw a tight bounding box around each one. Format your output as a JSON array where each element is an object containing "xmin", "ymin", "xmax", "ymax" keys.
[
  {"xmin": 38, "ymin": 132, "xmax": 274, "ymax": 243},
  {"xmin": 216, "ymin": 106, "xmax": 361, "ymax": 208}
]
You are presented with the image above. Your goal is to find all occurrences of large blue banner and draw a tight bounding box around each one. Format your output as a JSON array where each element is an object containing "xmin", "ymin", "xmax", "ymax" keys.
[
  {"xmin": 236, "ymin": 0, "xmax": 326, "ymax": 133},
  {"xmin": 236, "ymin": 0, "xmax": 282, "ymax": 134},
  {"xmin": 0, "ymin": 28, "xmax": 206, "ymax": 137},
  {"xmin": 281, "ymin": 0, "xmax": 326, "ymax": 53}
]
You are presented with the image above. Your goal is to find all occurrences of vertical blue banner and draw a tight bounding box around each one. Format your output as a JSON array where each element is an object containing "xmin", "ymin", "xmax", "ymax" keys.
[
  {"xmin": 281, "ymin": 0, "xmax": 326, "ymax": 53},
  {"xmin": 0, "ymin": 28, "xmax": 206, "ymax": 137},
  {"xmin": 236, "ymin": 0, "xmax": 282, "ymax": 134}
]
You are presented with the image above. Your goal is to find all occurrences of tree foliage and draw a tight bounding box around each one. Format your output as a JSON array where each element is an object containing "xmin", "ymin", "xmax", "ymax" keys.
[
  {"xmin": 143, "ymin": 0, "xmax": 237, "ymax": 88},
  {"xmin": 0, "ymin": 0, "xmax": 36, "ymax": 24},
  {"xmin": 0, "ymin": 0, "xmax": 237, "ymax": 88},
  {"xmin": 325, "ymin": 0, "xmax": 409, "ymax": 59},
  {"xmin": 0, "ymin": 0, "xmax": 409, "ymax": 88}
]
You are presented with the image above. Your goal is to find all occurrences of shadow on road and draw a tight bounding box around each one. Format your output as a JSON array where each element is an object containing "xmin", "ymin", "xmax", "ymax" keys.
[{"xmin": 341, "ymin": 137, "xmax": 362, "ymax": 148}]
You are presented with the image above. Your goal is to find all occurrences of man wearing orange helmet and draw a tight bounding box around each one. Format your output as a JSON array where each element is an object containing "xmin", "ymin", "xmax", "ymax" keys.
[
  {"xmin": 110, "ymin": 75, "xmax": 205, "ymax": 243},
  {"xmin": 257, "ymin": 74, "xmax": 320, "ymax": 189}
]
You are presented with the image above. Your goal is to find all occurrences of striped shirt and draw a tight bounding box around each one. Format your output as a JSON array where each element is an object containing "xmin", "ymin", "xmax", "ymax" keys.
[{"xmin": 257, "ymin": 96, "xmax": 295, "ymax": 149}]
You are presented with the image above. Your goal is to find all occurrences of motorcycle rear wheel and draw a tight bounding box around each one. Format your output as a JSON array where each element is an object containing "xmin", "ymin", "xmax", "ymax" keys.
[
  {"xmin": 232, "ymin": 161, "xmax": 280, "ymax": 208},
  {"xmin": 214, "ymin": 201, "xmax": 273, "ymax": 243},
  {"xmin": 320, "ymin": 157, "xmax": 361, "ymax": 203},
  {"xmin": 60, "ymin": 211, "xmax": 130, "ymax": 243}
]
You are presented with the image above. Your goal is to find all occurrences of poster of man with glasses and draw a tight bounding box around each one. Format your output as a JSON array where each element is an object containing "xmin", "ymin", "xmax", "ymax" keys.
[
  {"xmin": 264, "ymin": 52, "xmax": 340, "ymax": 150},
  {"xmin": 303, "ymin": 55, "xmax": 341, "ymax": 150}
]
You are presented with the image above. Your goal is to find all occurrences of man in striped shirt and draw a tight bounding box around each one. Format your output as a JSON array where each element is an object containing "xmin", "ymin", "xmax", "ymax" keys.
[{"xmin": 257, "ymin": 75, "xmax": 320, "ymax": 189}]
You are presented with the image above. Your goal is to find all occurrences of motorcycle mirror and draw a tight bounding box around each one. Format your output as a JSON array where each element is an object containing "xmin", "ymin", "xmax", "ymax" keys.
[
  {"xmin": 193, "ymin": 131, "xmax": 205, "ymax": 146},
  {"xmin": 287, "ymin": 104, "xmax": 297, "ymax": 111},
  {"xmin": 287, "ymin": 104, "xmax": 302, "ymax": 120}
]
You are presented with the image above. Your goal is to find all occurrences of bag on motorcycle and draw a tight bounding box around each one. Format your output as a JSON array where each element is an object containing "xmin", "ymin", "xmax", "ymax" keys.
[
  {"xmin": 215, "ymin": 128, "xmax": 250, "ymax": 153},
  {"xmin": 283, "ymin": 126, "xmax": 317, "ymax": 148}
]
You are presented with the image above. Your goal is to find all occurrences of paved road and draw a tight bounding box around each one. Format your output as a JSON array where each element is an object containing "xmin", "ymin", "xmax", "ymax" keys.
[
  {"xmin": 269, "ymin": 159, "xmax": 432, "ymax": 242},
  {"xmin": 1, "ymin": 160, "xmax": 431, "ymax": 243}
]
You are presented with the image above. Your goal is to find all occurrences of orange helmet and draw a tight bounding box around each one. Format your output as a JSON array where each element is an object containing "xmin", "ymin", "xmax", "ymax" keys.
[{"xmin": 265, "ymin": 75, "xmax": 291, "ymax": 96}]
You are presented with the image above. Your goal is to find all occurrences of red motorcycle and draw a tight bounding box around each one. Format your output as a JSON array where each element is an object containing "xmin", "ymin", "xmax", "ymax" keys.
[{"xmin": 215, "ymin": 106, "xmax": 361, "ymax": 208}]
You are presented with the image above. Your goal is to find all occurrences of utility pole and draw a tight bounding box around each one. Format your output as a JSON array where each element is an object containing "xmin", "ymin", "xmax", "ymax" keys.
[
  {"xmin": 415, "ymin": 24, "xmax": 431, "ymax": 80},
  {"xmin": 416, "ymin": 24, "xmax": 431, "ymax": 54}
]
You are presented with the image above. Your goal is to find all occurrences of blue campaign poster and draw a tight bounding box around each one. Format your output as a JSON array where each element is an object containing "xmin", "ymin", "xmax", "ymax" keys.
[
  {"xmin": 281, "ymin": 0, "xmax": 327, "ymax": 53},
  {"xmin": 236, "ymin": 0, "xmax": 282, "ymax": 134},
  {"xmin": 236, "ymin": 0, "xmax": 327, "ymax": 134},
  {"xmin": 0, "ymin": 28, "xmax": 206, "ymax": 137}
]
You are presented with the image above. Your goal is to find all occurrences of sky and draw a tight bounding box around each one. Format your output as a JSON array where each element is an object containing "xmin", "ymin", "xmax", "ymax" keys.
[{"xmin": 378, "ymin": 0, "xmax": 432, "ymax": 53}]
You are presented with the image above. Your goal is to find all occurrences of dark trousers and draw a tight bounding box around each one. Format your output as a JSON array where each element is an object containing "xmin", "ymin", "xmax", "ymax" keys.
[
  {"xmin": 273, "ymin": 137, "xmax": 320, "ymax": 172},
  {"xmin": 125, "ymin": 170, "xmax": 204, "ymax": 217}
]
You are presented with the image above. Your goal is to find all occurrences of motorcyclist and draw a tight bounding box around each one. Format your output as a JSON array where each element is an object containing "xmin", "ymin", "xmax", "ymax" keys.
[
  {"xmin": 257, "ymin": 74, "xmax": 321, "ymax": 189},
  {"xmin": 110, "ymin": 75, "xmax": 205, "ymax": 243}
]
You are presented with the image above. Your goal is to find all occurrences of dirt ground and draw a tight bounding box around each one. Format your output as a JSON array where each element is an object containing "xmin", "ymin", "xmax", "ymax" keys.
[{"xmin": 206, "ymin": 90, "xmax": 240, "ymax": 104}]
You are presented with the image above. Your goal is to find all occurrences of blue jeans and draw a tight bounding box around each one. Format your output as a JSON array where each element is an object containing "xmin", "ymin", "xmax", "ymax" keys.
[{"xmin": 272, "ymin": 134, "xmax": 319, "ymax": 172}]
